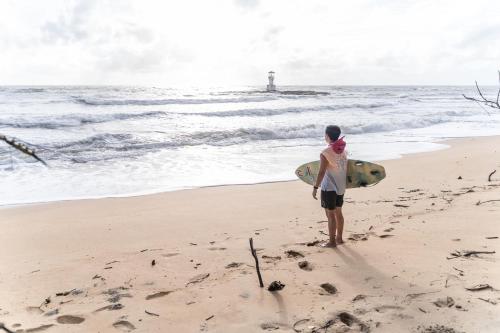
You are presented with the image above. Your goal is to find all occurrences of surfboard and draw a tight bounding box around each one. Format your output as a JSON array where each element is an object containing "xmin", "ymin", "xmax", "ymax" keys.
[{"xmin": 295, "ymin": 159, "xmax": 386, "ymax": 188}]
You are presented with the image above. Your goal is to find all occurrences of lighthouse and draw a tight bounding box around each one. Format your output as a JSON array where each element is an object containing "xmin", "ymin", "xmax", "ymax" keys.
[{"xmin": 266, "ymin": 71, "xmax": 276, "ymax": 92}]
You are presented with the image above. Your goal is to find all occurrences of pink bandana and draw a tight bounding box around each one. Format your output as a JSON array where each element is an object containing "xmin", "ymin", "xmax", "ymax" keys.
[{"xmin": 329, "ymin": 136, "xmax": 346, "ymax": 154}]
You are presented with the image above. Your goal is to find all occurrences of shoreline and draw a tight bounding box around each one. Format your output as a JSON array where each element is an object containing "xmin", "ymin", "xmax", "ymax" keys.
[
  {"xmin": 0, "ymin": 135, "xmax": 458, "ymax": 209},
  {"xmin": 1, "ymin": 135, "xmax": 499, "ymax": 332}
]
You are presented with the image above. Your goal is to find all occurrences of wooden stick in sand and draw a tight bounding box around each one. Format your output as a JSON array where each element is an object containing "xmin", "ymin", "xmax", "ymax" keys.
[
  {"xmin": 488, "ymin": 170, "xmax": 496, "ymax": 182},
  {"xmin": 249, "ymin": 238, "xmax": 264, "ymax": 288}
]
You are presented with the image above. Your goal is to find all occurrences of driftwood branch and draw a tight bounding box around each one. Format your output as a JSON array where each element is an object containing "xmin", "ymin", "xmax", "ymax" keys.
[
  {"xmin": 463, "ymin": 75, "xmax": 500, "ymax": 110},
  {"xmin": 0, "ymin": 134, "xmax": 48, "ymax": 166},
  {"xmin": 145, "ymin": 310, "xmax": 160, "ymax": 317},
  {"xmin": 249, "ymin": 238, "xmax": 264, "ymax": 287},
  {"xmin": 462, "ymin": 94, "xmax": 499, "ymax": 109},
  {"xmin": 447, "ymin": 250, "xmax": 496, "ymax": 259},
  {"xmin": 476, "ymin": 199, "xmax": 500, "ymax": 206},
  {"xmin": 478, "ymin": 297, "xmax": 497, "ymax": 305},
  {"xmin": 475, "ymin": 81, "xmax": 491, "ymax": 104}
]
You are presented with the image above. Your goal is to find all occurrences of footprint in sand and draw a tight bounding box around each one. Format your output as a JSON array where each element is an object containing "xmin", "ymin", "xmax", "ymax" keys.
[
  {"xmin": 208, "ymin": 247, "xmax": 226, "ymax": 251},
  {"xmin": 260, "ymin": 322, "xmax": 282, "ymax": 330},
  {"xmin": 285, "ymin": 250, "xmax": 304, "ymax": 258},
  {"xmin": 25, "ymin": 306, "xmax": 44, "ymax": 315},
  {"xmin": 320, "ymin": 283, "xmax": 337, "ymax": 295},
  {"xmin": 225, "ymin": 262, "xmax": 243, "ymax": 269},
  {"xmin": 103, "ymin": 287, "xmax": 132, "ymax": 303},
  {"xmin": 433, "ymin": 296, "xmax": 455, "ymax": 308},
  {"xmin": 337, "ymin": 312, "xmax": 369, "ymax": 332},
  {"xmin": 348, "ymin": 233, "xmax": 368, "ymax": 241},
  {"xmin": 161, "ymin": 253, "xmax": 180, "ymax": 257},
  {"xmin": 315, "ymin": 312, "xmax": 369, "ymax": 333},
  {"xmin": 418, "ymin": 324, "xmax": 462, "ymax": 333},
  {"xmin": 43, "ymin": 309, "xmax": 59, "ymax": 317},
  {"xmin": 352, "ymin": 294, "xmax": 367, "ymax": 302},
  {"xmin": 56, "ymin": 315, "xmax": 85, "ymax": 324},
  {"xmin": 298, "ymin": 260, "xmax": 313, "ymax": 271},
  {"xmin": 113, "ymin": 320, "xmax": 136, "ymax": 332},
  {"xmin": 374, "ymin": 305, "xmax": 404, "ymax": 313},
  {"xmin": 262, "ymin": 255, "xmax": 281, "ymax": 263}
]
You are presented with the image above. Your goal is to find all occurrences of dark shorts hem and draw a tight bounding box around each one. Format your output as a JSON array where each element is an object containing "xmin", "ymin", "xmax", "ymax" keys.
[{"xmin": 320, "ymin": 190, "xmax": 344, "ymax": 210}]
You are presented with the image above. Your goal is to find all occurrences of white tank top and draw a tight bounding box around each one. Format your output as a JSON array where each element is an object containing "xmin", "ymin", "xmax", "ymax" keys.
[{"xmin": 320, "ymin": 147, "xmax": 348, "ymax": 195}]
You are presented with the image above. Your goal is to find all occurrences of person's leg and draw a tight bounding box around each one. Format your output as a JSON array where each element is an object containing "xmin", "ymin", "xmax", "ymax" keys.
[
  {"xmin": 335, "ymin": 207, "xmax": 344, "ymax": 244},
  {"xmin": 324, "ymin": 208, "xmax": 337, "ymax": 247},
  {"xmin": 321, "ymin": 191, "xmax": 337, "ymax": 247},
  {"xmin": 324, "ymin": 208, "xmax": 330, "ymax": 223}
]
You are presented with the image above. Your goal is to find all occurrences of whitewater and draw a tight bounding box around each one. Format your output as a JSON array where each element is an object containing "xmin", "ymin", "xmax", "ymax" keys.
[{"xmin": 1, "ymin": 85, "xmax": 499, "ymax": 206}]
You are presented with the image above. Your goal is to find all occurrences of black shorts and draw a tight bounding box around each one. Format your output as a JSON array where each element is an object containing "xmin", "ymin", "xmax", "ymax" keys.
[{"xmin": 321, "ymin": 190, "xmax": 344, "ymax": 210}]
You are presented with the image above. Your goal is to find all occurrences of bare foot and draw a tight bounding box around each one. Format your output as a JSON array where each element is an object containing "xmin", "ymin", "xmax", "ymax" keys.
[
  {"xmin": 336, "ymin": 238, "xmax": 344, "ymax": 245},
  {"xmin": 321, "ymin": 241, "xmax": 337, "ymax": 248}
]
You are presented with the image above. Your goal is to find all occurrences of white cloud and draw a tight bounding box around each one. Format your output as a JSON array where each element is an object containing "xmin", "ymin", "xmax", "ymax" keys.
[
  {"xmin": 234, "ymin": 0, "xmax": 259, "ymax": 9},
  {"xmin": 0, "ymin": 0, "xmax": 499, "ymax": 85},
  {"xmin": 41, "ymin": 0, "xmax": 96, "ymax": 43}
]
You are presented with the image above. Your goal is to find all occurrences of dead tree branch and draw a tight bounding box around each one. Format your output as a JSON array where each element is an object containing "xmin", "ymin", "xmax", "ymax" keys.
[
  {"xmin": 463, "ymin": 72, "xmax": 500, "ymax": 110},
  {"xmin": 476, "ymin": 199, "xmax": 500, "ymax": 206},
  {"xmin": 0, "ymin": 134, "xmax": 47, "ymax": 166}
]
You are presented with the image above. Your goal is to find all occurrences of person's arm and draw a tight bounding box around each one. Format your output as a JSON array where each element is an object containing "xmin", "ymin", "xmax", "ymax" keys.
[{"xmin": 312, "ymin": 154, "xmax": 327, "ymax": 200}]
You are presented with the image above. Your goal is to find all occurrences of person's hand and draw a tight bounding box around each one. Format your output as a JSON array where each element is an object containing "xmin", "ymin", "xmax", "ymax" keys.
[{"xmin": 312, "ymin": 187, "xmax": 318, "ymax": 200}]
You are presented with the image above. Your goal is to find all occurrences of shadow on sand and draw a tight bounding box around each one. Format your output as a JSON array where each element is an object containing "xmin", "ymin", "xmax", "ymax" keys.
[{"xmin": 332, "ymin": 243, "xmax": 413, "ymax": 294}]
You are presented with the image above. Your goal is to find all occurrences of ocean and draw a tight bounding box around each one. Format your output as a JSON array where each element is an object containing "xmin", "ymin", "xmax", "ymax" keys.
[{"xmin": 1, "ymin": 85, "xmax": 499, "ymax": 206}]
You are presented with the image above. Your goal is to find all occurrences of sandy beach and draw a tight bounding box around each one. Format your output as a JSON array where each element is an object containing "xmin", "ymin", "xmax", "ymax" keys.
[{"xmin": 1, "ymin": 135, "xmax": 499, "ymax": 333}]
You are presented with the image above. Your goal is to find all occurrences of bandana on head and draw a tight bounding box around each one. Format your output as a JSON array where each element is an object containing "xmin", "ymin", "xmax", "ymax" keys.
[{"xmin": 329, "ymin": 136, "xmax": 346, "ymax": 154}]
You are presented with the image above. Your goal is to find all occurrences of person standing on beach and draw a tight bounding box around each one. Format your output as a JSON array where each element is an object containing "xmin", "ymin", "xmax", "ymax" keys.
[{"xmin": 312, "ymin": 125, "xmax": 348, "ymax": 247}]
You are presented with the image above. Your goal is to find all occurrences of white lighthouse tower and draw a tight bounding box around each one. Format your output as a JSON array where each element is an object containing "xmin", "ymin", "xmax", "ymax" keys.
[{"xmin": 266, "ymin": 71, "xmax": 276, "ymax": 92}]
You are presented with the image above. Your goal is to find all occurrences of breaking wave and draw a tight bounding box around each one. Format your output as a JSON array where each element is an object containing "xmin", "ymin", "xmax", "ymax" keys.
[
  {"xmin": 186, "ymin": 102, "xmax": 394, "ymax": 117},
  {"xmin": 74, "ymin": 96, "xmax": 277, "ymax": 106},
  {"xmin": 0, "ymin": 111, "xmax": 167, "ymax": 129},
  {"xmin": 42, "ymin": 116, "xmax": 451, "ymax": 161},
  {"xmin": 12, "ymin": 88, "xmax": 46, "ymax": 94}
]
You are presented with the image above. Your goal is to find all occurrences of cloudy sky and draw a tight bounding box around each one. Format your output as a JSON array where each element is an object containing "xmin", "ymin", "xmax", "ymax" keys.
[{"xmin": 1, "ymin": 0, "xmax": 499, "ymax": 86}]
